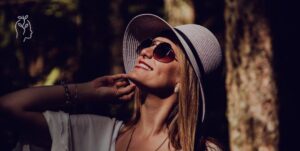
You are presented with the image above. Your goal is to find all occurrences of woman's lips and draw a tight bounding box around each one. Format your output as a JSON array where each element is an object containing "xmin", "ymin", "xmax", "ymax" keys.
[
  {"xmin": 136, "ymin": 60, "xmax": 153, "ymax": 71},
  {"xmin": 135, "ymin": 60, "xmax": 153, "ymax": 71},
  {"xmin": 135, "ymin": 65, "xmax": 152, "ymax": 71}
]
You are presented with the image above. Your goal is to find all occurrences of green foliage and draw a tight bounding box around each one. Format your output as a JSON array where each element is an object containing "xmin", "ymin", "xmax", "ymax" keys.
[{"xmin": 45, "ymin": 0, "xmax": 78, "ymax": 17}]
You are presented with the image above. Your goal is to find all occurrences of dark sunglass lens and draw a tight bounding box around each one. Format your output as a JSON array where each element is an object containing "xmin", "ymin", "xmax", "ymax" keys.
[
  {"xmin": 154, "ymin": 43, "xmax": 175, "ymax": 62},
  {"xmin": 136, "ymin": 39, "xmax": 152, "ymax": 54}
]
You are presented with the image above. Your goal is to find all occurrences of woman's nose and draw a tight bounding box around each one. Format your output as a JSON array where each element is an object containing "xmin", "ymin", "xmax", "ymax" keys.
[{"xmin": 139, "ymin": 47, "xmax": 153, "ymax": 59}]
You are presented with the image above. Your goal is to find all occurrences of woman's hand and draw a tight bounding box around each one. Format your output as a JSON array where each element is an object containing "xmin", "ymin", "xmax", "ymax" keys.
[{"xmin": 82, "ymin": 74, "xmax": 136, "ymax": 102}]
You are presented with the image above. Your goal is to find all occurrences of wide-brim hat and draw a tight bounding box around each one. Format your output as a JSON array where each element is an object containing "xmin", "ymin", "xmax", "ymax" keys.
[{"xmin": 122, "ymin": 14, "xmax": 222, "ymax": 122}]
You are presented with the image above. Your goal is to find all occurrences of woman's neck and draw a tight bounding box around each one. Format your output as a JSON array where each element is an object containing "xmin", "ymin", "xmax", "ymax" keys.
[{"xmin": 137, "ymin": 92, "xmax": 177, "ymax": 137}]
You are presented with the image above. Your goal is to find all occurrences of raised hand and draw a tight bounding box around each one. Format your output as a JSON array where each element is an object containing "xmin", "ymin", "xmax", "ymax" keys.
[{"xmin": 86, "ymin": 74, "xmax": 136, "ymax": 102}]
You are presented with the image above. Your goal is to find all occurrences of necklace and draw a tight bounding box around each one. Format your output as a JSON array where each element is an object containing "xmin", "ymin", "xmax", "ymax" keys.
[{"xmin": 125, "ymin": 127, "xmax": 169, "ymax": 151}]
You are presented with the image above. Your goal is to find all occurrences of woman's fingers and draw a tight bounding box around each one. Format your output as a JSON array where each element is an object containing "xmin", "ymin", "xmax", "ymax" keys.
[
  {"xmin": 90, "ymin": 74, "xmax": 135, "ymax": 102},
  {"xmin": 93, "ymin": 74, "xmax": 128, "ymax": 86},
  {"xmin": 103, "ymin": 74, "xmax": 129, "ymax": 87},
  {"xmin": 115, "ymin": 84, "xmax": 135, "ymax": 97},
  {"xmin": 115, "ymin": 80, "xmax": 129, "ymax": 88},
  {"xmin": 119, "ymin": 91, "xmax": 135, "ymax": 101},
  {"xmin": 111, "ymin": 74, "xmax": 128, "ymax": 81}
]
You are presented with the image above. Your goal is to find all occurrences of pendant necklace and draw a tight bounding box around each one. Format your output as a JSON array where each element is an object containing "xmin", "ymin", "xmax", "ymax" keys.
[{"xmin": 125, "ymin": 127, "xmax": 169, "ymax": 151}]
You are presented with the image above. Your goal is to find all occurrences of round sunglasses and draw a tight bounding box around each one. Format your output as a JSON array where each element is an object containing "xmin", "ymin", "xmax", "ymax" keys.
[{"xmin": 136, "ymin": 39, "xmax": 177, "ymax": 63}]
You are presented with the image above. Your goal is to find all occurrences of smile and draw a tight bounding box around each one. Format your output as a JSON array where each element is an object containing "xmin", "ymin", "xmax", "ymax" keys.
[
  {"xmin": 135, "ymin": 61, "xmax": 153, "ymax": 71},
  {"xmin": 135, "ymin": 64, "xmax": 151, "ymax": 71}
]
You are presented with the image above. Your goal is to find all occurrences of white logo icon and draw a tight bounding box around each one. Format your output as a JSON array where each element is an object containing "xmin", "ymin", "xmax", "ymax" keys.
[{"xmin": 15, "ymin": 15, "xmax": 33, "ymax": 42}]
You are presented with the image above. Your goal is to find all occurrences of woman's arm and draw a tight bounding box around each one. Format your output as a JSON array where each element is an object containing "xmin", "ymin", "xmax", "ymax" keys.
[{"xmin": 0, "ymin": 74, "xmax": 135, "ymax": 148}]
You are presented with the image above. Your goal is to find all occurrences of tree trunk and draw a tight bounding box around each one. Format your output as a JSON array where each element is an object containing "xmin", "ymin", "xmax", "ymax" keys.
[
  {"xmin": 164, "ymin": 0, "xmax": 195, "ymax": 26},
  {"xmin": 225, "ymin": 0, "xmax": 279, "ymax": 151}
]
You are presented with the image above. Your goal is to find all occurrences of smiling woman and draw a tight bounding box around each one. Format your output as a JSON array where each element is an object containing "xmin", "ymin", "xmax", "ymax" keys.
[
  {"xmin": 0, "ymin": 14, "xmax": 223, "ymax": 151},
  {"xmin": 119, "ymin": 14, "xmax": 223, "ymax": 151}
]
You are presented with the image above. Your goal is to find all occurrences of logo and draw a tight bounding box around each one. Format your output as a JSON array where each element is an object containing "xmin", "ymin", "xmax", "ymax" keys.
[{"xmin": 15, "ymin": 15, "xmax": 33, "ymax": 42}]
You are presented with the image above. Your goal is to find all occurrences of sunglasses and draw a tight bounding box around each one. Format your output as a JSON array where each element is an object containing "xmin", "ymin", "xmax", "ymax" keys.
[{"xmin": 136, "ymin": 39, "xmax": 177, "ymax": 63}]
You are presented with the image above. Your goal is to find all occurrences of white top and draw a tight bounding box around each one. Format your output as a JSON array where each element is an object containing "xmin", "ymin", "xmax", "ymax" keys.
[
  {"xmin": 13, "ymin": 111, "xmax": 123, "ymax": 151},
  {"xmin": 43, "ymin": 111, "xmax": 123, "ymax": 151}
]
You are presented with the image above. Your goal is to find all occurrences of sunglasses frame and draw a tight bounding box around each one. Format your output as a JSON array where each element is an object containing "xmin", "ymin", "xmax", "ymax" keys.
[{"xmin": 136, "ymin": 38, "xmax": 178, "ymax": 63}]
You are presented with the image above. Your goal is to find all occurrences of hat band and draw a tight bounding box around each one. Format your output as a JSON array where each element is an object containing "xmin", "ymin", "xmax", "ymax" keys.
[{"xmin": 174, "ymin": 29, "xmax": 206, "ymax": 78}]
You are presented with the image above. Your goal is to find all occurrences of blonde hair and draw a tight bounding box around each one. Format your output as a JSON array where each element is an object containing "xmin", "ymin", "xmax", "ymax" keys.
[
  {"xmin": 119, "ymin": 41, "xmax": 201, "ymax": 151},
  {"xmin": 176, "ymin": 50, "xmax": 200, "ymax": 151}
]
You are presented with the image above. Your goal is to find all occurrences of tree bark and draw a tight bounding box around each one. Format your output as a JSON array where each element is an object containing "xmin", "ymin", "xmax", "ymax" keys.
[{"xmin": 225, "ymin": 0, "xmax": 279, "ymax": 151}]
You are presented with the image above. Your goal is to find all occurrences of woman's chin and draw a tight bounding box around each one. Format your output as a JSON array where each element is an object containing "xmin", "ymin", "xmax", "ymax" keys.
[
  {"xmin": 128, "ymin": 71, "xmax": 150, "ymax": 89},
  {"xmin": 128, "ymin": 71, "xmax": 143, "ymax": 84}
]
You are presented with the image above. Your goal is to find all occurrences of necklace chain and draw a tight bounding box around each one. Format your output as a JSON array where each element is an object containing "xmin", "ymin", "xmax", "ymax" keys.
[{"xmin": 125, "ymin": 127, "xmax": 169, "ymax": 151}]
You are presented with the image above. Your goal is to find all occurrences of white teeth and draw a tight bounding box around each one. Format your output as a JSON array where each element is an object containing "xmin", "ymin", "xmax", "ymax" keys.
[{"xmin": 139, "ymin": 63, "xmax": 151, "ymax": 70}]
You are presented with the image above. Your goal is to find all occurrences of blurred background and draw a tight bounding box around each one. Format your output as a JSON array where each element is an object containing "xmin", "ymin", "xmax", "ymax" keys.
[{"xmin": 0, "ymin": 0, "xmax": 298, "ymax": 151}]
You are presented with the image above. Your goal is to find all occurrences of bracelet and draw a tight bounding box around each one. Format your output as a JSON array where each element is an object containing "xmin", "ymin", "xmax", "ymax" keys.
[
  {"xmin": 60, "ymin": 80, "xmax": 79, "ymax": 114},
  {"xmin": 60, "ymin": 80, "xmax": 72, "ymax": 105}
]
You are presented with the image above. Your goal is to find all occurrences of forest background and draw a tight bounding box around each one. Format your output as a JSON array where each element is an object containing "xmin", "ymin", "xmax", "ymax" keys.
[{"xmin": 0, "ymin": 0, "xmax": 299, "ymax": 151}]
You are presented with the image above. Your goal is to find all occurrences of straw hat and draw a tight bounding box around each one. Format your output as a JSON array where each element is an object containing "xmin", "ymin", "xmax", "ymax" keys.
[{"xmin": 122, "ymin": 14, "xmax": 222, "ymax": 122}]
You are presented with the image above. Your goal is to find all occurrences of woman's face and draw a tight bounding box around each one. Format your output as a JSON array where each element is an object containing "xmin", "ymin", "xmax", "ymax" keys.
[{"xmin": 128, "ymin": 36, "xmax": 181, "ymax": 95}]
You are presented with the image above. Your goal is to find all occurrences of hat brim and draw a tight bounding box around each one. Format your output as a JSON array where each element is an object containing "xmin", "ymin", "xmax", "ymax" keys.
[{"xmin": 122, "ymin": 14, "xmax": 206, "ymax": 122}]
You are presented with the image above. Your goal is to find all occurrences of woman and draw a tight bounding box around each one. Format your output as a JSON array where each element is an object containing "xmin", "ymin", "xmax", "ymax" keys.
[{"xmin": 0, "ymin": 14, "xmax": 222, "ymax": 151}]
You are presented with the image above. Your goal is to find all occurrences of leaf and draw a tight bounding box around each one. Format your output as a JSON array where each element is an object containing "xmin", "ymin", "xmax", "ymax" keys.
[{"xmin": 17, "ymin": 23, "xmax": 23, "ymax": 27}]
